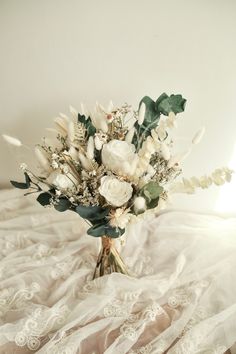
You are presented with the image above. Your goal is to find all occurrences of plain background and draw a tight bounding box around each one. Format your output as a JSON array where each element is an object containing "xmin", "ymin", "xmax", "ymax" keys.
[{"xmin": 0, "ymin": 0, "xmax": 236, "ymax": 213}]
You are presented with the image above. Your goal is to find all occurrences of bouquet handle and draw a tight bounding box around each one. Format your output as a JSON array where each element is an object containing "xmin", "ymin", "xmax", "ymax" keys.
[{"xmin": 93, "ymin": 236, "xmax": 129, "ymax": 279}]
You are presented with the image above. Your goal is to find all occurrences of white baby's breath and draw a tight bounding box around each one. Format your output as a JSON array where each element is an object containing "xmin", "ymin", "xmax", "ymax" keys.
[{"xmin": 20, "ymin": 163, "xmax": 27, "ymax": 171}]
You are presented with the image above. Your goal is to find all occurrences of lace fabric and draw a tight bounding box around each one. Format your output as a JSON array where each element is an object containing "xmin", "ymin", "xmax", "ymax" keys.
[{"xmin": 0, "ymin": 189, "xmax": 236, "ymax": 353}]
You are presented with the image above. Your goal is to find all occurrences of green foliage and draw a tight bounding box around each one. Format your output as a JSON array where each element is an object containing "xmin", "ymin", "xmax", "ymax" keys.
[
  {"xmin": 78, "ymin": 114, "xmax": 96, "ymax": 137},
  {"xmin": 133, "ymin": 96, "xmax": 160, "ymax": 145},
  {"xmin": 54, "ymin": 198, "xmax": 71, "ymax": 212},
  {"xmin": 37, "ymin": 192, "xmax": 52, "ymax": 206},
  {"xmin": 156, "ymin": 93, "xmax": 186, "ymax": 115},
  {"xmin": 75, "ymin": 205, "xmax": 110, "ymax": 221},
  {"xmin": 133, "ymin": 93, "xmax": 186, "ymax": 149},
  {"xmin": 140, "ymin": 181, "xmax": 163, "ymax": 210},
  {"xmin": 87, "ymin": 223, "xmax": 125, "ymax": 238},
  {"xmin": 10, "ymin": 172, "xmax": 31, "ymax": 189}
]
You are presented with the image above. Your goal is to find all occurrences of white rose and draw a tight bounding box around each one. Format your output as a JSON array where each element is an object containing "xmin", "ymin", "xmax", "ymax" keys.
[
  {"xmin": 102, "ymin": 140, "xmax": 138, "ymax": 176},
  {"xmin": 99, "ymin": 176, "xmax": 133, "ymax": 207},
  {"xmin": 48, "ymin": 168, "xmax": 78, "ymax": 190}
]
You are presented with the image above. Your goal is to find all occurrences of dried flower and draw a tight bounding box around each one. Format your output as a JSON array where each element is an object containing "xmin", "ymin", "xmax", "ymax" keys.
[
  {"xmin": 2, "ymin": 134, "xmax": 22, "ymax": 147},
  {"xmin": 109, "ymin": 208, "xmax": 131, "ymax": 229},
  {"xmin": 20, "ymin": 163, "xmax": 27, "ymax": 171}
]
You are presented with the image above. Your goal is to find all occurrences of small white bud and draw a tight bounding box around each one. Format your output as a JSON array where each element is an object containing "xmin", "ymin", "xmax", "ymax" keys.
[
  {"xmin": 52, "ymin": 161, "xmax": 59, "ymax": 169},
  {"xmin": 138, "ymin": 102, "xmax": 146, "ymax": 125},
  {"xmin": 134, "ymin": 196, "xmax": 147, "ymax": 214},
  {"xmin": 20, "ymin": 163, "xmax": 27, "ymax": 171}
]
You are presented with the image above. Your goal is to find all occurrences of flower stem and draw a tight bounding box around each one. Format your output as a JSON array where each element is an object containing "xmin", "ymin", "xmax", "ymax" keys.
[{"xmin": 93, "ymin": 236, "xmax": 129, "ymax": 279}]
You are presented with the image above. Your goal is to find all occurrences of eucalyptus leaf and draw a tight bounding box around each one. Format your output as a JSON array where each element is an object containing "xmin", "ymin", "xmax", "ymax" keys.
[
  {"xmin": 78, "ymin": 114, "xmax": 96, "ymax": 137},
  {"xmin": 140, "ymin": 181, "xmax": 163, "ymax": 201},
  {"xmin": 75, "ymin": 205, "xmax": 110, "ymax": 221},
  {"xmin": 146, "ymin": 197, "xmax": 160, "ymax": 209},
  {"xmin": 156, "ymin": 94, "xmax": 186, "ymax": 115},
  {"xmin": 87, "ymin": 223, "xmax": 125, "ymax": 238},
  {"xmin": 134, "ymin": 96, "xmax": 160, "ymax": 137},
  {"xmin": 54, "ymin": 198, "xmax": 71, "ymax": 212},
  {"xmin": 10, "ymin": 172, "xmax": 31, "ymax": 189},
  {"xmin": 37, "ymin": 192, "xmax": 52, "ymax": 206}
]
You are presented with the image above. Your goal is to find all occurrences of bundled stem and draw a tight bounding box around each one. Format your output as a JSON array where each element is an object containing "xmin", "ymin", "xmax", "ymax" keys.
[{"xmin": 93, "ymin": 236, "xmax": 129, "ymax": 279}]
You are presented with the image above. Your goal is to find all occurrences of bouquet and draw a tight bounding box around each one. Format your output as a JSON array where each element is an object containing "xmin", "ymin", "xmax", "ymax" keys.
[{"xmin": 4, "ymin": 93, "xmax": 233, "ymax": 278}]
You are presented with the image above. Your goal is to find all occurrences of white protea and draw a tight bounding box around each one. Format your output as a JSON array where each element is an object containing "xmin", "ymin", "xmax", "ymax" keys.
[
  {"xmin": 192, "ymin": 127, "xmax": 205, "ymax": 145},
  {"xmin": 2, "ymin": 134, "xmax": 22, "ymax": 147}
]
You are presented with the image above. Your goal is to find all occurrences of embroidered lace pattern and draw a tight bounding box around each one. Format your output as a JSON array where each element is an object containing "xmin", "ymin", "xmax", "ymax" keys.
[
  {"xmin": 15, "ymin": 305, "xmax": 69, "ymax": 351},
  {"xmin": 126, "ymin": 255, "xmax": 154, "ymax": 276},
  {"xmin": 0, "ymin": 282, "xmax": 40, "ymax": 318}
]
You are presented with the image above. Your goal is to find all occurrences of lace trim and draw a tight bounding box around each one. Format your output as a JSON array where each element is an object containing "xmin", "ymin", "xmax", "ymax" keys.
[
  {"xmin": 206, "ymin": 345, "xmax": 227, "ymax": 354},
  {"xmin": 15, "ymin": 305, "xmax": 69, "ymax": 351},
  {"xmin": 0, "ymin": 231, "xmax": 33, "ymax": 259},
  {"xmin": 129, "ymin": 343, "xmax": 153, "ymax": 354},
  {"xmin": 119, "ymin": 303, "xmax": 165, "ymax": 341},
  {"xmin": 0, "ymin": 282, "xmax": 40, "ymax": 318},
  {"xmin": 126, "ymin": 255, "xmax": 154, "ymax": 276},
  {"xmin": 50, "ymin": 256, "xmax": 75, "ymax": 280}
]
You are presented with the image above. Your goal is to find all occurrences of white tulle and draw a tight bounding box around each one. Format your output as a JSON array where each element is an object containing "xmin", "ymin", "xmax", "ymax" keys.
[{"xmin": 0, "ymin": 189, "xmax": 236, "ymax": 353}]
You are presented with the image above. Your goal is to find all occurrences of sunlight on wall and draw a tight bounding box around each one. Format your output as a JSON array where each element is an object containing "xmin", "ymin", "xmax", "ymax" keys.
[{"xmin": 215, "ymin": 143, "xmax": 236, "ymax": 213}]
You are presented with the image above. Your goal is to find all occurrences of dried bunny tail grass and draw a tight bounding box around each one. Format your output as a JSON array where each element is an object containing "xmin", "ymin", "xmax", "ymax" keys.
[
  {"xmin": 170, "ymin": 167, "xmax": 234, "ymax": 194},
  {"xmin": 35, "ymin": 146, "xmax": 51, "ymax": 172},
  {"xmin": 2, "ymin": 134, "xmax": 22, "ymax": 147},
  {"xmin": 192, "ymin": 126, "xmax": 205, "ymax": 145},
  {"xmin": 69, "ymin": 105, "xmax": 78, "ymax": 119}
]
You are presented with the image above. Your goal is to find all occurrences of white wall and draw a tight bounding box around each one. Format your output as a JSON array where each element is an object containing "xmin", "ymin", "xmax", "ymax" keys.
[{"xmin": 1, "ymin": 0, "xmax": 236, "ymax": 213}]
